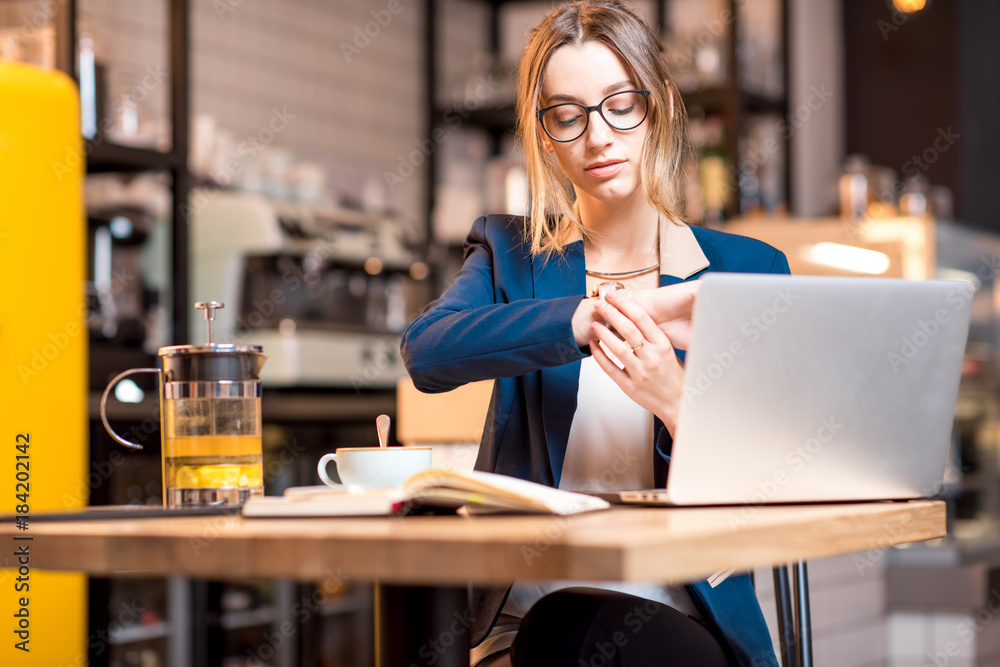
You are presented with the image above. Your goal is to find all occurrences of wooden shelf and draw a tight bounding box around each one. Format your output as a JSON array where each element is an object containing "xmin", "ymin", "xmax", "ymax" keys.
[
  {"xmin": 433, "ymin": 104, "xmax": 515, "ymax": 133},
  {"xmin": 680, "ymin": 88, "xmax": 788, "ymax": 116},
  {"xmin": 680, "ymin": 87, "xmax": 730, "ymax": 112},
  {"xmin": 742, "ymin": 91, "xmax": 788, "ymax": 115},
  {"xmin": 85, "ymin": 141, "xmax": 185, "ymax": 173}
]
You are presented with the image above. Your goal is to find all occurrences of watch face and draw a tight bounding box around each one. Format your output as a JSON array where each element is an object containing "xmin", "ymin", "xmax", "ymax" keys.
[{"xmin": 591, "ymin": 280, "xmax": 625, "ymax": 299}]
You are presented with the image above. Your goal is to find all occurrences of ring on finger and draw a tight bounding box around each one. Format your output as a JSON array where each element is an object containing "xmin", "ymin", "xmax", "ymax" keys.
[{"xmin": 630, "ymin": 340, "xmax": 645, "ymax": 352}]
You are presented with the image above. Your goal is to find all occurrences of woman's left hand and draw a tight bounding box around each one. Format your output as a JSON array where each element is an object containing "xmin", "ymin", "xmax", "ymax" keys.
[{"xmin": 589, "ymin": 290, "xmax": 684, "ymax": 436}]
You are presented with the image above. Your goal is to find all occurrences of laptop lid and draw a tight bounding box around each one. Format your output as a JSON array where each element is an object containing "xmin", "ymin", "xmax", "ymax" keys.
[{"xmin": 665, "ymin": 273, "xmax": 971, "ymax": 506}]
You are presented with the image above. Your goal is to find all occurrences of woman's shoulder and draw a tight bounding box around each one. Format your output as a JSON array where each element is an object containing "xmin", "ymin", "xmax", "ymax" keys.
[
  {"xmin": 466, "ymin": 214, "xmax": 531, "ymax": 252},
  {"xmin": 689, "ymin": 224, "xmax": 787, "ymax": 273}
]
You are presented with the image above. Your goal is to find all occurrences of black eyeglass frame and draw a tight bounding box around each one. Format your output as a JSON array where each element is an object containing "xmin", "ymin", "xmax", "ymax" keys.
[{"xmin": 536, "ymin": 89, "xmax": 652, "ymax": 143}]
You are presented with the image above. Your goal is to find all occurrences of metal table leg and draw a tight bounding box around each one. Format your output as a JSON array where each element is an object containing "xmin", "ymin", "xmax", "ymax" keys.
[
  {"xmin": 773, "ymin": 565, "xmax": 798, "ymax": 667},
  {"xmin": 376, "ymin": 583, "xmax": 471, "ymax": 667},
  {"xmin": 773, "ymin": 561, "xmax": 813, "ymax": 667},
  {"xmin": 793, "ymin": 560, "xmax": 813, "ymax": 667}
]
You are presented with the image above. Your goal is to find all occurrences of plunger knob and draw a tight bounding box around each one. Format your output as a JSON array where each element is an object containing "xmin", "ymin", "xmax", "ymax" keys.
[{"xmin": 195, "ymin": 301, "xmax": 225, "ymax": 345}]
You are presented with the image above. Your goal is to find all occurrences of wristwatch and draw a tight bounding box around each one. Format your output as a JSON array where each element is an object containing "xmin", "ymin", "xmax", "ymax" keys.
[{"xmin": 591, "ymin": 280, "xmax": 625, "ymax": 300}]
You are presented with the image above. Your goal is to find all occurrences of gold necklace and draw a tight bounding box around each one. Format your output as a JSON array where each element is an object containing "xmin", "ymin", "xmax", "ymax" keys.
[{"xmin": 585, "ymin": 263, "xmax": 659, "ymax": 279}]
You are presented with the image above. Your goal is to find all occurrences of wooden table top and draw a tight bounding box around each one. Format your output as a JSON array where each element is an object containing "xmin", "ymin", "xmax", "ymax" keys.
[{"xmin": 2, "ymin": 500, "xmax": 944, "ymax": 585}]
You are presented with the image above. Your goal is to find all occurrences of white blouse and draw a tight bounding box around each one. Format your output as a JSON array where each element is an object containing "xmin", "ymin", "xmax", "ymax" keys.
[
  {"xmin": 560, "ymin": 353, "xmax": 655, "ymax": 491},
  {"xmin": 501, "ymin": 354, "xmax": 701, "ymax": 621}
]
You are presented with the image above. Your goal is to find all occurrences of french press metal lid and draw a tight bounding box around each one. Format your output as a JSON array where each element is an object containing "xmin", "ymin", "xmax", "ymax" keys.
[
  {"xmin": 99, "ymin": 301, "xmax": 268, "ymax": 450},
  {"xmin": 158, "ymin": 301, "xmax": 266, "ymax": 384}
]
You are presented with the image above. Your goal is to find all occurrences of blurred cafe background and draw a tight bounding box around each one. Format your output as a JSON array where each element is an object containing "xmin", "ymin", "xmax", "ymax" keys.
[{"xmin": 1, "ymin": 0, "xmax": 999, "ymax": 665}]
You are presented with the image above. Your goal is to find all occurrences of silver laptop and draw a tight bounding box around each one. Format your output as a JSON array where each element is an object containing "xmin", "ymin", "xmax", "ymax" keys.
[{"xmin": 600, "ymin": 273, "xmax": 971, "ymax": 506}]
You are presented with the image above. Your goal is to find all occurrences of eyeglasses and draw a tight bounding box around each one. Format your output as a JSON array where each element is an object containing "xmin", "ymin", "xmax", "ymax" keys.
[{"xmin": 536, "ymin": 89, "xmax": 651, "ymax": 143}]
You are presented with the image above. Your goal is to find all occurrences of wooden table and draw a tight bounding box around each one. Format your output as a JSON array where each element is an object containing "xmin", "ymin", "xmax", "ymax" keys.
[{"xmin": 3, "ymin": 500, "xmax": 945, "ymax": 666}]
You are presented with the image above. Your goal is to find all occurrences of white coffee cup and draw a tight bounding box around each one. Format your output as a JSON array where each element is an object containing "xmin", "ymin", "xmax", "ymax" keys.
[{"xmin": 317, "ymin": 447, "xmax": 433, "ymax": 488}]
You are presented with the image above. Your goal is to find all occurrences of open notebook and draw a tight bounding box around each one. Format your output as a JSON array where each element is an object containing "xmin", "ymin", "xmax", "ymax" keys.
[{"xmin": 242, "ymin": 469, "xmax": 610, "ymax": 517}]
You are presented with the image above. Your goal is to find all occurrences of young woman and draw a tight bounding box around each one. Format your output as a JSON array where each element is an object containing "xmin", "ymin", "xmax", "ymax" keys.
[{"xmin": 402, "ymin": 1, "xmax": 789, "ymax": 665}]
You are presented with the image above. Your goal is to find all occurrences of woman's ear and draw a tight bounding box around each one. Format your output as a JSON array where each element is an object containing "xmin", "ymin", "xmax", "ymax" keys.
[{"xmin": 539, "ymin": 127, "xmax": 555, "ymax": 154}]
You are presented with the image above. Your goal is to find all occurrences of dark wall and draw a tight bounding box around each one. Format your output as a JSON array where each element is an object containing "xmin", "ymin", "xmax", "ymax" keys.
[
  {"xmin": 843, "ymin": 0, "xmax": 1000, "ymax": 229},
  {"xmin": 959, "ymin": 1, "xmax": 1000, "ymax": 229},
  {"xmin": 843, "ymin": 0, "xmax": 960, "ymax": 211}
]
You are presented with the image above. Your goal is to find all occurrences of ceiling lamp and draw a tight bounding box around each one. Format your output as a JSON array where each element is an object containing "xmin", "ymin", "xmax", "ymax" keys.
[{"xmin": 891, "ymin": 0, "xmax": 929, "ymax": 14}]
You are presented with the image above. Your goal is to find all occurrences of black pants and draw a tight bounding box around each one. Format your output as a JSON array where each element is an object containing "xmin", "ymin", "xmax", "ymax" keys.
[{"xmin": 510, "ymin": 587, "xmax": 738, "ymax": 667}]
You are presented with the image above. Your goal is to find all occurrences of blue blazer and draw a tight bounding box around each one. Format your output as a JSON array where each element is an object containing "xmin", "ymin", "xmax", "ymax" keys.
[{"xmin": 402, "ymin": 214, "xmax": 790, "ymax": 667}]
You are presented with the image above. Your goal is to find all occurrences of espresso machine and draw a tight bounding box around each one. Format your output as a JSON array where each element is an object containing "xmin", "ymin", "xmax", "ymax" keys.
[{"xmin": 190, "ymin": 191, "xmax": 429, "ymax": 388}]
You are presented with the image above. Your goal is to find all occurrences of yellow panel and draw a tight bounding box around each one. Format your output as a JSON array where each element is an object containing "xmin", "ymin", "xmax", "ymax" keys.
[{"xmin": 0, "ymin": 61, "xmax": 88, "ymax": 665}]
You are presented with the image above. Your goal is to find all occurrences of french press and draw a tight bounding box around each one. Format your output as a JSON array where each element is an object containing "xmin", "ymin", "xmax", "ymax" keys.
[{"xmin": 100, "ymin": 301, "xmax": 268, "ymax": 508}]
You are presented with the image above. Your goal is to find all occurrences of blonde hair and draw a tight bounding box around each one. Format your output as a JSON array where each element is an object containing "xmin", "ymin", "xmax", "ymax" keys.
[{"xmin": 515, "ymin": 0, "xmax": 688, "ymax": 255}]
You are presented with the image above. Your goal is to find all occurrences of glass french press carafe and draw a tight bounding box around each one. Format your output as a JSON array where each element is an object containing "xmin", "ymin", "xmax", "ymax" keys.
[{"xmin": 100, "ymin": 301, "xmax": 267, "ymax": 508}]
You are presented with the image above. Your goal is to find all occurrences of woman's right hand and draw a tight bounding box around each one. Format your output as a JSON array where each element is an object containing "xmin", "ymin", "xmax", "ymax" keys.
[
  {"xmin": 617, "ymin": 281, "xmax": 701, "ymax": 350},
  {"xmin": 571, "ymin": 297, "xmax": 602, "ymax": 348},
  {"xmin": 571, "ymin": 281, "xmax": 700, "ymax": 350}
]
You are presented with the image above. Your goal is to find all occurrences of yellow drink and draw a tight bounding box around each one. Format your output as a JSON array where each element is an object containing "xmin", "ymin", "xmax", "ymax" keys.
[
  {"xmin": 165, "ymin": 434, "xmax": 263, "ymax": 458},
  {"xmin": 162, "ymin": 396, "xmax": 263, "ymax": 506},
  {"xmin": 163, "ymin": 435, "xmax": 263, "ymax": 506}
]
